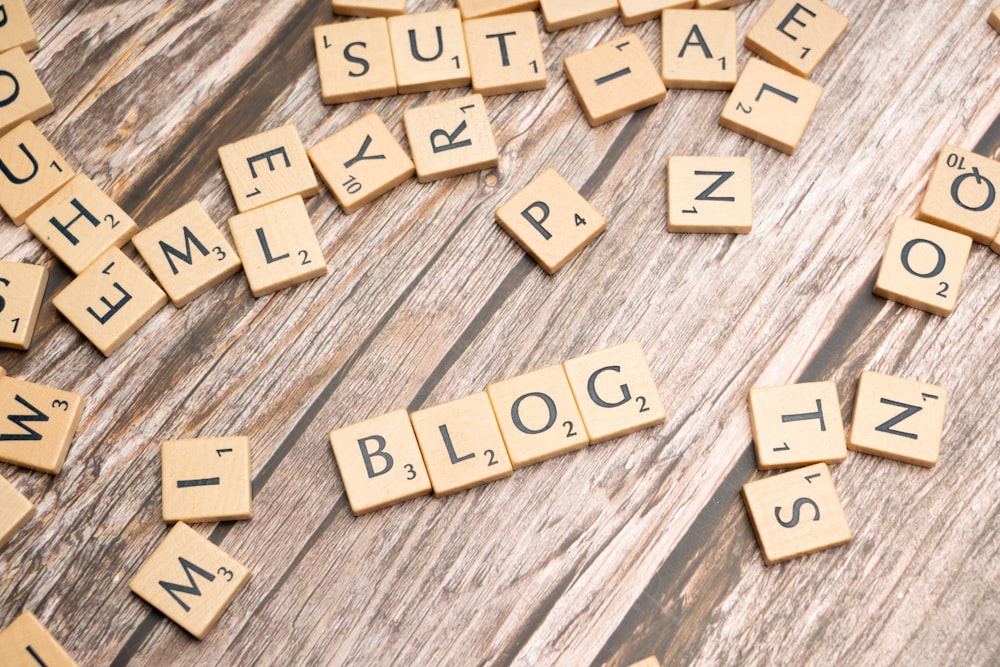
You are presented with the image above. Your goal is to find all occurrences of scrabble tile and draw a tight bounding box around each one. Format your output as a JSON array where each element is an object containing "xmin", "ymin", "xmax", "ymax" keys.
[
  {"xmin": 741, "ymin": 462, "xmax": 852, "ymax": 564},
  {"xmin": 314, "ymin": 18, "xmax": 397, "ymax": 105},
  {"xmin": 0, "ymin": 611, "xmax": 78, "ymax": 667},
  {"xmin": 748, "ymin": 381, "xmax": 846, "ymax": 470},
  {"xmin": 218, "ymin": 125, "xmax": 319, "ymax": 213},
  {"xmin": 25, "ymin": 174, "xmax": 139, "ymax": 274},
  {"xmin": 403, "ymin": 94, "xmax": 498, "ymax": 183},
  {"xmin": 539, "ymin": 0, "xmax": 618, "ymax": 31},
  {"xmin": 0, "ymin": 260, "xmax": 47, "ymax": 350},
  {"xmin": 719, "ymin": 58, "xmax": 823, "ymax": 154},
  {"xmin": 745, "ymin": 0, "xmax": 849, "ymax": 78},
  {"xmin": 495, "ymin": 167, "xmax": 607, "ymax": 273},
  {"xmin": 486, "ymin": 364, "xmax": 590, "ymax": 468},
  {"xmin": 464, "ymin": 12, "xmax": 547, "ymax": 96},
  {"xmin": 696, "ymin": 0, "xmax": 749, "ymax": 7},
  {"xmin": 0, "ymin": 474, "xmax": 35, "ymax": 550},
  {"xmin": 387, "ymin": 9, "xmax": 470, "ymax": 94},
  {"xmin": 620, "ymin": 0, "xmax": 692, "ymax": 26},
  {"xmin": 161, "ymin": 437, "xmax": 252, "ymax": 523},
  {"xmin": 992, "ymin": 227, "xmax": 1000, "ymax": 255},
  {"xmin": 409, "ymin": 392, "xmax": 513, "ymax": 497},
  {"xmin": 457, "ymin": 0, "xmax": 539, "ymax": 20},
  {"xmin": 625, "ymin": 658, "xmax": 661, "ymax": 667},
  {"xmin": 667, "ymin": 156, "xmax": 752, "ymax": 233},
  {"xmin": 0, "ymin": 0, "xmax": 39, "ymax": 53},
  {"xmin": 0, "ymin": 48, "xmax": 52, "ymax": 136},
  {"xmin": 132, "ymin": 201, "xmax": 242, "ymax": 307},
  {"xmin": 0, "ymin": 121, "xmax": 74, "ymax": 225},
  {"xmin": 991, "ymin": 8, "xmax": 1000, "ymax": 34},
  {"xmin": 849, "ymin": 371, "xmax": 947, "ymax": 467},
  {"xmin": 873, "ymin": 216, "xmax": 972, "ymax": 317},
  {"xmin": 128, "ymin": 521, "xmax": 250, "ymax": 640},
  {"xmin": 661, "ymin": 9, "xmax": 738, "ymax": 90},
  {"xmin": 562, "ymin": 341, "xmax": 665, "ymax": 444},
  {"xmin": 51, "ymin": 246, "xmax": 168, "ymax": 356},
  {"xmin": 916, "ymin": 145, "xmax": 1000, "ymax": 244},
  {"xmin": 307, "ymin": 112, "xmax": 414, "ymax": 214},
  {"xmin": 0, "ymin": 376, "xmax": 84, "ymax": 474},
  {"xmin": 227, "ymin": 196, "xmax": 327, "ymax": 297},
  {"xmin": 332, "ymin": 0, "xmax": 405, "ymax": 17},
  {"xmin": 564, "ymin": 34, "xmax": 666, "ymax": 127},
  {"xmin": 329, "ymin": 408, "xmax": 432, "ymax": 514}
]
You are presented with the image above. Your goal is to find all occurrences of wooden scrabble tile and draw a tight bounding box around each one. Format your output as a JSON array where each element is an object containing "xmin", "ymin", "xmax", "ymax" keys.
[
  {"xmin": 564, "ymin": 33, "xmax": 666, "ymax": 127},
  {"xmin": 314, "ymin": 18, "xmax": 396, "ymax": 105},
  {"xmin": 387, "ymin": 9, "xmax": 470, "ymax": 94},
  {"xmin": 217, "ymin": 124, "xmax": 319, "ymax": 213},
  {"xmin": 329, "ymin": 408, "xmax": 432, "ymax": 514},
  {"xmin": 539, "ymin": 0, "xmax": 618, "ymax": 31},
  {"xmin": 128, "ymin": 521, "xmax": 250, "ymax": 639},
  {"xmin": 464, "ymin": 12, "xmax": 547, "ymax": 96},
  {"xmin": 0, "ymin": 611, "xmax": 78, "ymax": 667},
  {"xmin": 741, "ymin": 462, "xmax": 852, "ymax": 564},
  {"xmin": 916, "ymin": 145, "xmax": 1000, "ymax": 244},
  {"xmin": 745, "ymin": 0, "xmax": 848, "ymax": 78},
  {"xmin": 0, "ymin": 376, "xmax": 84, "ymax": 474},
  {"xmin": 409, "ymin": 392, "xmax": 513, "ymax": 497},
  {"xmin": 495, "ymin": 167, "xmax": 606, "ymax": 273},
  {"xmin": 486, "ymin": 364, "xmax": 589, "ymax": 468},
  {"xmin": 307, "ymin": 112, "xmax": 414, "ymax": 214},
  {"xmin": 696, "ymin": 0, "xmax": 749, "ymax": 7},
  {"xmin": 0, "ymin": 48, "xmax": 52, "ymax": 136},
  {"xmin": 661, "ymin": 9, "xmax": 738, "ymax": 90},
  {"xmin": 0, "ymin": 474, "xmax": 35, "ymax": 550},
  {"xmin": 620, "ymin": 0, "xmax": 692, "ymax": 26},
  {"xmin": 403, "ymin": 94, "xmax": 498, "ymax": 183},
  {"xmin": 457, "ymin": 0, "xmax": 539, "ymax": 20},
  {"xmin": 132, "ymin": 201, "xmax": 242, "ymax": 307},
  {"xmin": 719, "ymin": 58, "xmax": 823, "ymax": 154},
  {"xmin": 51, "ymin": 246, "xmax": 168, "ymax": 356},
  {"xmin": 228, "ymin": 196, "xmax": 327, "ymax": 297},
  {"xmin": 562, "ymin": 341, "xmax": 665, "ymax": 444},
  {"xmin": 0, "ymin": 260, "xmax": 46, "ymax": 350},
  {"xmin": 992, "ymin": 227, "xmax": 1000, "ymax": 255},
  {"xmin": 0, "ymin": 0, "xmax": 39, "ymax": 53},
  {"xmin": 25, "ymin": 174, "xmax": 139, "ymax": 274},
  {"xmin": 0, "ymin": 121, "xmax": 74, "ymax": 225},
  {"xmin": 667, "ymin": 156, "xmax": 751, "ymax": 233},
  {"xmin": 849, "ymin": 371, "xmax": 947, "ymax": 467},
  {"xmin": 161, "ymin": 437, "xmax": 252, "ymax": 523},
  {"xmin": 873, "ymin": 216, "xmax": 972, "ymax": 317},
  {"xmin": 748, "ymin": 381, "xmax": 846, "ymax": 470},
  {"xmin": 625, "ymin": 658, "xmax": 661, "ymax": 667},
  {"xmin": 332, "ymin": 0, "xmax": 405, "ymax": 17},
  {"xmin": 991, "ymin": 8, "xmax": 1000, "ymax": 33}
]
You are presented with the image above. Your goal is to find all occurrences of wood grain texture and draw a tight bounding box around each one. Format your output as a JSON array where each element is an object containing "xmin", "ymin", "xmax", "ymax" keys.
[{"xmin": 2, "ymin": 1, "xmax": 999, "ymax": 665}]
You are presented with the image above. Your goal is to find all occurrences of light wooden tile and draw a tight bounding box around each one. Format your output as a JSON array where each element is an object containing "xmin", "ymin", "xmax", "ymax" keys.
[
  {"xmin": 308, "ymin": 112, "xmax": 414, "ymax": 214},
  {"xmin": 667, "ymin": 155, "xmax": 751, "ymax": 233},
  {"xmin": 25, "ymin": 174, "xmax": 139, "ymax": 274},
  {"xmin": 51, "ymin": 246, "xmax": 168, "ymax": 356},
  {"xmin": 742, "ymin": 462, "xmax": 852, "ymax": 564},
  {"xmin": 0, "ymin": 120, "xmax": 74, "ymax": 225},
  {"xmin": 661, "ymin": 9, "xmax": 737, "ymax": 90},
  {"xmin": 228, "ymin": 196, "xmax": 327, "ymax": 297},
  {"xmin": 992, "ymin": 226, "xmax": 1000, "ymax": 255},
  {"xmin": 487, "ymin": 364, "xmax": 589, "ymax": 468},
  {"xmin": 218, "ymin": 124, "xmax": 319, "ymax": 213},
  {"xmin": 410, "ymin": 392, "xmax": 513, "ymax": 497},
  {"xmin": 562, "ymin": 341, "xmax": 665, "ymax": 444},
  {"xmin": 0, "ymin": 611, "xmax": 78, "ymax": 667},
  {"xmin": 916, "ymin": 144, "xmax": 1000, "ymax": 244},
  {"xmin": 464, "ymin": 12, "xmax": 547, "ymax": 96},
  {"xmin": 719, "ymin": 57, "xmax": 823, "ymax": 154},
  {"xmin": 0, "ymin": 474, "xmax": 35, "ymax": 550},
  {"xmin": 495, "ymin": 167, "xmax": 607, "ymax": 273},
  {"xmin": 0, "ymin": 0, "xmax": 39, "ymax": 53},
  {"xmin": 539, "ymin": 0, "xmax": 618, "ymax": 31},
  {"xmin": 403, "ymin": 94, "xmax": 498, "ymax": 183},
  {"xmin": 748, "ymin": 380, "xmax": 846, "ymax": 470},
  {"xmin": 745, "ymin": 0, "xmax": 848, "ymax": 78},
  {"xmin": 132, "ymin": 201, "xmax": 242, "ymax": 307},
  {"xmin": 457, "ymin": 0, "xmax": 539, "ymax": 20},
  {"xmin": 332, "ymin": 0, "xmax": 405, "ymax": 17},
  {"xmin": 314, "ymin": 18, "xmax": 396, "ymax": 105},
  {"xmin": 991, "ymin": 8, "xmax": 1000, "ymax": 33},
  {"xmin": 564, "ymin": 33, "xmax": 665, "ymax": 126},
  {"xmin": 128, "ymin": 521, "xmax": 250, "ymax": 640},
  {"xmin": 329, "ymin": 408, "xmax": 432, "ymax": 515},
  {"xmin": 696, "ymin": 0, "xmax": 749, "ymax": 7},
  {"xmin": 873, "ymin": 215, "xmax": 972, "ymax": 317},
  {"xmin": 849, "ymin": 371, "xmax": 947, "ymax": 467},
  {"xmin": 0, "ymin": 260, "xmax": 46, "ymax": 350},
  {"xmin": 0, "ymin": 376, "xmax": 84, "ymax": 474},
  {"xmin": 387, "ymin": 9, "xmax": 470, "ymax": 94},
  {"xmin": 625, "ymin": 658, "xmax": 661, "ymax": 667},
  {"xmin": 620, "ymin": 0, "xmax": 692, "ymax": 26},
  {"xmin": 161, "ymin": 437, "xmax": 253, "ymax": 523},
  {"xmin": 0, "ymin": 48, "xmax": 52, "ymax": 136}
]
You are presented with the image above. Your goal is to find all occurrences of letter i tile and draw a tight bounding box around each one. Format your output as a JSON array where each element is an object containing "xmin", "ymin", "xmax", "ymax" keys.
[
  {"xmin": 161, "ymin": 437, "xmax": 253, "ymax": 523},
  {"xmin": 0, "ymin": 611, "xmax": 78, "ymax": 666}
]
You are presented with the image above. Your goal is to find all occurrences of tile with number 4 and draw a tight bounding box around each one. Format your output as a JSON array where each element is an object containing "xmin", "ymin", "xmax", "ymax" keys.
[
  {"xmin": 0, "ymin": 376, "xmax": 85, "ymax": 474},
  {"xmin": 0, "ymin": 611, "xmax": 78, "ymax": 667},
  {"xmin": 748, "ymin": 380, "xmax": 845, "ymax": 470},
  {"xmin": 218, "ymin": 125, "xmax": 319, "ymax": 213},
  {"xmin": 745, "ymin": 0, "xmax": 849, "ymax": 78},
  {"xmin": 667, "ymin": 156, "xmax": 751, "ymax": 233},
  {"xmin": 0, "ymin": 121, "xmax": 75, "ymax": 225},
  {"xmin": 917, "ymin": 145, "xmax": 1000, "ymax": 244},
  {"xmin": 161, "ymin": 437, "xmax": 253, "ymax": 523},
  {"xmin": 403, "ymin": 94, "xmax": 498, "ymax": 183},
  {"xmin": 0, "ymin": 473, "xmax": 35, "ymax": 550},
  {"xmin": 0, "ymin": 260, "xmax": 47, "ymax": 350}
]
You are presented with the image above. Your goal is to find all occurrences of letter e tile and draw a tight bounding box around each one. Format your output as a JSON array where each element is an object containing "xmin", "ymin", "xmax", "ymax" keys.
[
  {"xmin": 745, "ymin": 0, "xmax": 849, "ymax": 78},
  {"xmin": 218, "ymin": 125, "xmax": 319, "ymax": 213},
  {"xmin": 748, "ymin": 380, "xmax": 845, "ymax": 470}
]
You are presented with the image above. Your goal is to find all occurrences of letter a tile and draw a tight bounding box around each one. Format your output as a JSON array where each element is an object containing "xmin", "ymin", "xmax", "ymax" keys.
[
  {"xmin": 0, "ymin": 260, "xmax": 47, "ymax": 350},
  {"xmin": 0, "ymin": 474, "xmax": 35, "ymax": 550},
  {"xmin": 661, "ymin": 9, "xmax": 737, "ymax": 90},
  {"xmin": 314, "ymin": 18, "xmax": 397, "ymax": 104},
  {"xmin": 0, "ymin": 48, "xmax": 53, "ymax": 136},
  {"xmin": 218, "ymin": 125, "xmax": 319, "ymax": 213},
  {"xmin": 917, "ymin": 145, "xmax": 1000, "ymax": 244},
  {"xmin": 748, "ymin": 380, "xmax": 845, "ymax": 470},
  {"xmin": 0, "ymin": 611, "xmax": 78, "ymax": 667},
  {"xmin": 745, "ymin": 0, "xmax": 849, "ymax": 78},
  {"xmin": 161, "ymin": 437, "xmax": 253, "ymax": 523},
  {"xmin": 387, "ymin": 9, "xmax": 470, "ymax": 93},
  {"xmin": 667, "ymin": 156, "xmax": 751, "ymax": 233},
  {"xmin": 403, "ymin": 94, "xmax": 498, "ymax": 183},
  {"xmin": 0, "ymin": 376, "xmax": 85, "ymax": 474},
  {"xmin": 0, "ymin": 121, "xmax": 75, "ymax": 225}
]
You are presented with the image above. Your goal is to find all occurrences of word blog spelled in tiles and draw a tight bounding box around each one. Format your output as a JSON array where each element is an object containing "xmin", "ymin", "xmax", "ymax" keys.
[{"xmin": 330, "ymin": 341, "xmax": 665, "ymax": 515}]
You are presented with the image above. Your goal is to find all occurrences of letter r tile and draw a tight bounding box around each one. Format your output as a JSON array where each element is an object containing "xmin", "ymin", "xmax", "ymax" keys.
[
  {"xmin": 745, "ymin": 0, "xmax": 849, "ymax": 78},
  {"xmin": 403, "ymin": 94, "xmax": 498, "ymax": 183},
  {"xmin": 748, "ymin": 380, "xmax": 846, "ymax": 470}
]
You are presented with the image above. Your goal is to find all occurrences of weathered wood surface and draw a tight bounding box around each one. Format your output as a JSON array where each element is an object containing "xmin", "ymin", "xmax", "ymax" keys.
[{"xmin": 2, "ymin": 0, "xmax": 1000, "ymax": 665}]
